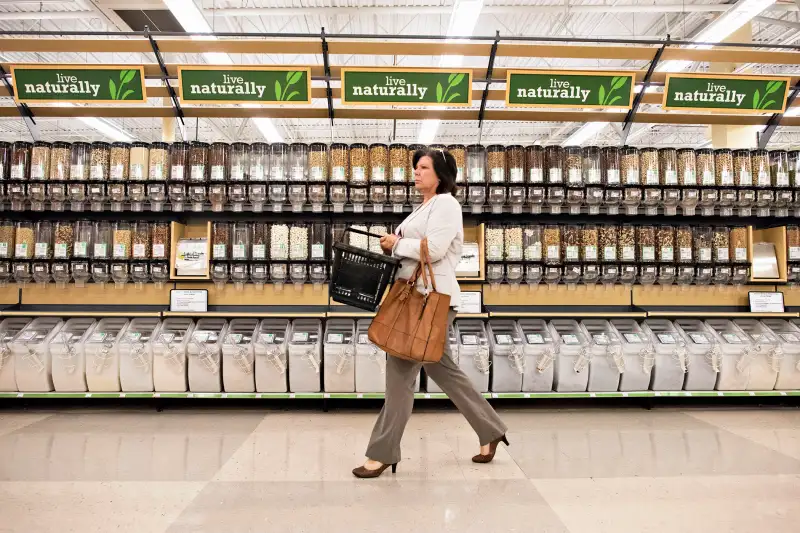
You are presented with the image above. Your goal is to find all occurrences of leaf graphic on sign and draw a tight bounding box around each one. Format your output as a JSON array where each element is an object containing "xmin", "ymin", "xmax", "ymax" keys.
[
  {"xmin": 109, "ymin": 79, "xmax": 118, "ymax": 100},
  {"xmin": 275, "ymin": 80, "xmax": 282, "ymax": 101},
  {"xmin": 446, "ymin": 92, "xmax": 461, "ymax": 103},
  {"xmin": 448, "ymin": 73, "xmax": 456, "ymax": 84},
  {"xmin": 436, "ymin": 82, "xmax": 444, "ymax": 103},
  {"xmin": 610, "ymin": 76, "xmax": 628, "ymax": 92},
  {"xmin": 120, "ymin": 89, "xmax": 134, "ymax": 101},
  {"xmin": 607, "ymin": 95, "xmax": 623, "ymax": 106},
  {"xmin": 451, "ymin": 73, "xmax": 465, "ymax": 87},
  {"xmin": 285, "ymin": 91, "xmax": 300, "ymax": 101},
  {"xmin": 753, "ymin": 89, "xmax": 760, "ymax": 110},
  {"xmin": 598, "ymin": 85, "xmax": 606, "ymax": 106},
  {"xmin": 760, "ymin": 99, "xmax": 777, "ymax": 110},
  {"xmin": 765, "ymin": 80, "xmax": 782, "ymax": 96},
  {"xmin": 121, "ymin": 70, "xmax": 136, "ymax": 85},
  {"xmin": 287, "ymin": 71, "xmax": 303, "ymax": 86}
]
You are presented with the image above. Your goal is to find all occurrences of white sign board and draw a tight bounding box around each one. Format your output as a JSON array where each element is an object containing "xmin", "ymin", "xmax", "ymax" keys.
[
  {"xmin": 749, "ymin": 291, "xmax": 785, "ymax": 313},
  {"xmin": 170, "ymin": 289, "xmax": 208, "ymax": 313}
]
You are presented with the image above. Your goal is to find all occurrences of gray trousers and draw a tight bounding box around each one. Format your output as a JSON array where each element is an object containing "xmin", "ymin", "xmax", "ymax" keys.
[{"xmin": 365, "ymin": 310, "xmax": 508, "ymax": 464}]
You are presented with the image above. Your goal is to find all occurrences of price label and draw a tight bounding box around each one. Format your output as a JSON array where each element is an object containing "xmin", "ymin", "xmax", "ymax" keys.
[
  {"xmin": 358, "ymin": 333, "xmax": 370, "ymax": 345},
  {"xmin": 690, "ymin": 333, "xmax": 709, "ymax": 344},
  {"xmin": 739, "ymin": 170, "xmax": 752, "ymax": 186},
  {"xmin": 292, "ymin": 332, "xmax": 309, "ymax": 342},
  {"xmin": 34, "ymin": 243, "xmax": 48, "ymax": 257},
  {"xmin": 232, "ymin": 244, "xmax": 246, "ymax": 260},
  {"xmin": 622, "ymin": 246, "xmax": 635, "ymax": 261},
  {"xmin": 561, "ymin": 334, "xmax": 580, "ymax": 345},
  {"xmin": 212, "ymin": 244, "xmax": 227, "ymax": 260},
  {"xmin": 624, "ymin": 333, "xmax": 643, "ymax": 344},
  {"xmin": 529, "ymin": 168, "xmax": 544, "ymax": 183},
  {"xmin": 113, "ymin": 244, "xmax": 127, "ymax": 259},
  {"xmin": 642, "ymin": 247, "xmax": 655, "ymax": 262},
  {"xmin": 593, "ymin": 333, "xmax": 610, "ymax": 345},
  {"xmin": 526, "ymin": 333, "xmax": 544, "ymax": 344},
  {"xmin": 604, "ymin": 246, "xmax": 616, "ymax": 261},
  {"xmin": 657, "ymin": 333, "xmax": 676, "ymax": 344},
  {"xmin": 548, "ymin": 168, "xmax": 562, "ymax": 183},
  {"xmin": 133, "ymin": 244, "xmax": 146, "ymax": 259},
  {"xmin": 210, "ymin": 166, "xmax": 225, "ymax": 181},
  {"xmin": 566, "ymin": 246, "xmax": 579, "ymax": 261},
  {"xmin": 93, "ymin": 243, "xmax": 107, "ymax": 258},
  {"xmin": 780, "ymin": 333, "xmax": 799, "ymax": 343},
  {"xmin": 606, "ymin": 169, "xmax": 620, "ymax": 185},
  {"xmin": 584, "ymin": 245, "xmax": 597, "ymax": 262},
  {"xmin": 735, "ymin": 247, "xmax": 748, "ymax": 262},
  {"xmin": 495, "ymin": 334, "xmax": 513, "ymax": 345},
  {"xmin": 252, "ymin": 244, "xmax": 266, "ymax": 260},
  {"xmin": 716, "ymin": 248, "xmax": 729, "ymax": 262},
  {"xmin": 723, "ymin": 333, "xmax": 742, "ymax": 344},
  {"xmin": 461, "ymin": 334, "xmax": 478, "ymax": 345},
  {"xmin": 152, "ymin": 244, "xmax": 165, "ymax": 259},
  {"xmin": 491, "ymin": 168, "xmax": 505, "ymax": 182},
  {"xmin": 54, "ymin": 243, "xmax": 68, "ymax": 259},
  {"xmin": 680, "ymin": 247, "xmax": 692, "ymax": 262},
  {"xmin": 664, "ymin": 170, "xmax": 678, "ymax": 185},
  {"xmin": 372, "ymin": 167, "xmax": 385, "ymax": 182}
]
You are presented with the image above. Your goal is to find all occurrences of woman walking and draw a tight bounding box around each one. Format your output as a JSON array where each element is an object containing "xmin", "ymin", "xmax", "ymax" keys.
[{"xmin": 353, "ymin": 148, "xmax": 508, "ymax": 479}]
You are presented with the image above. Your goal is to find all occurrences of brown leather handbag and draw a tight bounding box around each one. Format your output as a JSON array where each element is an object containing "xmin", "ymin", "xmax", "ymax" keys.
[{"xmin": 367, "ymin": 238, "xmax": 451, "ymax": 363}]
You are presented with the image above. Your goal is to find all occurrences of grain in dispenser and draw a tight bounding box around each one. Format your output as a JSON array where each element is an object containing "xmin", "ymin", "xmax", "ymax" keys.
[
  {"xmin": 771, "ymin": 150, "xmax": 792, "ymax": 217},
  {"xmin": 28, "ymin": 141, "xmax": 50, "ymax": 211},
  {"xmin": 221, "ymin": 319, "xmax": 258, "ymax": 392},
  {"xmin": 659, "ymin": 147, "xmax": 680, "ymax": 216},
  {"xmin": 307, "ymin": 143, "xmax": 328, "ymax": 212},
  {"xmin": 733, "ymin": 149, "xmax": 755, "ymax": 217},
  {"xmin": 583, "ymin": 146, "xmax": 603, "ymax": 214},
  {"xmin": 466, "ymin": 144, "xmax": 486, "ymax": 213},
  {"xmin": 254, "ymin": 319, "xmax": 289, "ymax": 393},
  {"xmin": 488, "ymin": 320, "xmax": 525, "ymax": 392},
  {"xmin": 187, "ymin": 319, "xmax": 227, "ymax": 392},
  {"xmin": 602, "ymin": 147, "xmax": 622, "ymax": 215},
  {"xmin": 152, "ymin": 318, "xmax": 195, "ymax": 392},
  {"xmin": 288, "ymin": 319, "xmax": 322, "ymax": 392},
  {"xmin": 487, "ymin": 145, "xmax": 507, "ymax": 213},
  {"xmin": 49, "ymin": 142, "xmax": 71, "ymax": 211}
]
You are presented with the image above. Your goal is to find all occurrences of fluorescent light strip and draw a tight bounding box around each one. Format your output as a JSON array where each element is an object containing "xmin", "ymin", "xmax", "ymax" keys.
[
  {"xmin": 164, "ymin": 0, "xmax": 281, "ymax": 141},
  {"xmin": 417, "ymin": 0, "xmax": 484, "ymax": 143},
  {"xmin": 564, "ymin": 0, "xmax": 776, "ymax": 144}
]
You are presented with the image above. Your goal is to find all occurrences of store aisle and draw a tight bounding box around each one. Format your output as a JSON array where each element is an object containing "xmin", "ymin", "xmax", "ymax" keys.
[{"xmin": 1, "ymin": 406, "xmax": 799, "ymax": 533}]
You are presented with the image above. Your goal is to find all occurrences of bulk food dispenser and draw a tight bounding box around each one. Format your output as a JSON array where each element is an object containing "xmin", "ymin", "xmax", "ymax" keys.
[
  {"xmin": 118, "ymin": 317, "xmax": 160, "ymax": 392},
  {"xmin": 221, "ymin": 319, "xmax": 258, "ymax": 393},
  {"xmin": 609, "ymin": 319, "xmax": 655, "ymax": 392},
  {"xmin": 732, "ymin": 319, "xmax": 780, "ymax": 390},
  {"xmin": 288, "ymin": 319, "xmax": 322, "ymax": 393},
  {"xmin": 355, "ymin": 320, "xmax": 386, "ymax": 393},
  {"xmin": 84, "ymin": 318, "xmax": 129, "ymax": 392},
  {"xmin": 0, "ymin": 318, "xmax": 31, "ymax": 391},
  {"xmin": 517, "ymin": 319, "xmax": 556, "ymax": 392},
  {"xmin": 187, "ymin": 318, "xmax": 227, "ymax": 393},
  {"xmin": 10, "ymin": 317, "xmax": 63, "ymax": 392},
  {"xmin": 50, "ymin": 318, "xmax": 96, "ymax": 392},
  {"xmin": 254, "ymin": 319, "xmax": 289, "ymax": 393},
  {"xmin": 581, "ymin": 319, "xmax": 623, "ymax": 392},
  {"xmin": 704, "ymin": 319, "xmax": 752, "ymax": 391},
  {"xmin": 455, "ymin": 320, "xmax": 491, "ymax": 393},
  {"xmin": 152, "ymin": 318, "xmax": 195, "ymax": 392},
  {"xmin": 768, "ymin": 319, "xmax": 800, "ymax": 390},
  {"xmin": 487, "ymin": 320, "xmax": 525, "ymax": 392},
  {"xmin": 550, "ymin": 319, "xmax": 591, "ymax": 392},
  {"xmin": 673, "ymin": 319, "xmax": 720, "ymax": 390},
  {"xmin": 642, "ymin": 319, "xmax": 687, "ymax": 391},
  {"xmin": 323, "ymin": 319, "xmax": 356, "ymax": 393}
]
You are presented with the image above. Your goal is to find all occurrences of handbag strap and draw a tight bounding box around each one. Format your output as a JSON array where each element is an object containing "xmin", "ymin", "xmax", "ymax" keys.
[{"xmin": 420, "ymin": 239, "xmax": 438, "ymax": 292}]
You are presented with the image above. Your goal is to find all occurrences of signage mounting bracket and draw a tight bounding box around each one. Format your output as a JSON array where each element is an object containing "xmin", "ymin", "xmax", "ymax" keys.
[
  {"xmin": 145, "ymin": 25, "xmax": 185, "ymax": 138},
  {"xmin": 478, "ymin": 31, "xmax": 500, "ymax": 140},
  {"xmin": 321, "ymin": 27, "xmax": 335, "ymax": 129},
  {"xmin": 621, "ymin": 35, "xmax": 670, "ymax": 145}
]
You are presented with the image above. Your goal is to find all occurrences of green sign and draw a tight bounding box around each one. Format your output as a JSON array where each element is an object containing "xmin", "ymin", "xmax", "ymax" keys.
[
  {"xmin": 11, "ymin": 65, "xmax": 146, "ymax": 104},
  {"xmin": 663, "ymin": 74, "xmax": 791, "ymax": 113},
  {"xmin": 341, "ymin": 68, "xmax": 472, "ymax": 106},
  {"xmin": 506, "ymin": 70, "xmax": 635, "ymax": 109},
  {"xmin": 178, "ymin": 66, "xmax": 311, "ymax": 104}
]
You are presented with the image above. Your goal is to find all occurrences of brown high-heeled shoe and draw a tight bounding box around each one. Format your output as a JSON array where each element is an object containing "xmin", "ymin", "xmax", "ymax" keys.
[
  {"xmin": 472, "ymin": 435, "xmax": 510, "ymax": 464},
  {"xmin": 352, "ymin": 462, "xmax": 397, "ymax": 479}
]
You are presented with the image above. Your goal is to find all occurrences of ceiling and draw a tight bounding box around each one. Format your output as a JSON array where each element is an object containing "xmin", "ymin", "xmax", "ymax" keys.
[{"xmin": 0, "ymin": 0, "xmax": 799, "ymax": 148}]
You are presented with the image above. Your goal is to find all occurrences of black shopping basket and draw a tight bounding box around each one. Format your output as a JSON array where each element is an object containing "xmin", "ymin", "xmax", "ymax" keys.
[{"xmin": 330, "ymin": 227, "xmax": 401, "ymax": 312}]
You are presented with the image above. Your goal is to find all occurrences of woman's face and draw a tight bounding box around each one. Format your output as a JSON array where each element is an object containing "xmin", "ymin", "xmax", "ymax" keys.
[{"xmin": 414, "ymin": 155, "xmax": 439, "ymax": 194}]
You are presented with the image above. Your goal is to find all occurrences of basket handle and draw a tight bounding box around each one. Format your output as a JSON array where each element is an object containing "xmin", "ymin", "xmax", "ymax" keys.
[{"xmin": 343, "ymin": 227, "xmax": 385, "ymax": 241}]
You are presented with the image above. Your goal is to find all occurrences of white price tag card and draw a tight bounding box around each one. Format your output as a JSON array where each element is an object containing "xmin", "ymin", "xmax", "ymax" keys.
[
  {"xmin": 459, "ymin": 291, "xmax": 482, "ymax": 314},
  {"xmin": 748, "ymin": 291, "xmax": 785, "ymax": 313},
  {"xmin": 169, "ymin": 289, "xmax": 208, "ymax": 313}
]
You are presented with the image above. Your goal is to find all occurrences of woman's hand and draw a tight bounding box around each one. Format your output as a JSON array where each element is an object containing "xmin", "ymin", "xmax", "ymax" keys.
[{"xmin": 380, "ymin": 234, "xmax": 399, "ymax": 253}]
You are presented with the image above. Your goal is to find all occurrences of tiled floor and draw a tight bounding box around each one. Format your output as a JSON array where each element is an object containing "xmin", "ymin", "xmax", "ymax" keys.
[{"xmin": 1, "ymin": 406, "xmax": 799, "ymax": 533}]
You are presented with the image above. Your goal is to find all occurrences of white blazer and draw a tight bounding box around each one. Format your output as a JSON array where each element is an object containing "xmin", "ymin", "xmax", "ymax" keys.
[{"xmin": 392, "ymin": 193, "xmax": 463, "ymax": 308}]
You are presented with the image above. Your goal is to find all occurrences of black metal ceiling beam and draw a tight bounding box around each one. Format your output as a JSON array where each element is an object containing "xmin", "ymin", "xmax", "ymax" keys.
[
  {"xmin": 144, "ymin": 26, "xmax": 185, "ymax": 133},
  {"xmin": 321, "ymin": 27, "xmax": 334, "ymax": 126},
  {"xmin": 1, "ymin": 29, "xmax": 800, "ymax": 51},
  {"xmin": 478, "ymin": 31, "xmax": 500, "ymax": 129},
  {"xmin": 620, "ymin": 36, "xmax": 670, "ymax": 146},
  {"xmin": 758, "ymin": 84, "xmax": 800, "ymax": 149},
  {"xmin": 0, "ymin": 63, "xmax": 39, "ymax": 141}
]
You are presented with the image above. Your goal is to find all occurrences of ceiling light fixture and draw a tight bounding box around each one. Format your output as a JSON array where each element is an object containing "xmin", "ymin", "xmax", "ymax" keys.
[
  {"xmin": 417, "ymin": 0, "xmax": 484, "ymax": 143},
  {"xmin": 563, "ymin": 0, "xmax": 776, "ymax": 145}
]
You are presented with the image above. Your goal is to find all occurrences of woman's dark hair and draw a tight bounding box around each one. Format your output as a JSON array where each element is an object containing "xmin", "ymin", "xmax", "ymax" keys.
[{"xmin": 412, "ymin": 149, "xmax": 458, "ymax": 195}]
